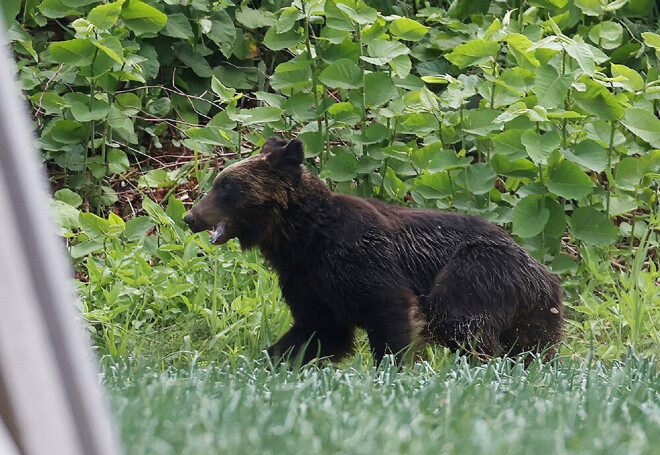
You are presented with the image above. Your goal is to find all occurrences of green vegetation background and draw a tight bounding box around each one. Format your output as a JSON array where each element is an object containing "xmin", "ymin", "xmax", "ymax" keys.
[{"xmin": 3, "ymin": 1, "xmax": 660, "ymax": 452}]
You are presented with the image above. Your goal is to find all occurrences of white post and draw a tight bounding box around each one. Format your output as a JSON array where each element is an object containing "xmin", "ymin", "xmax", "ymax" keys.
[{"xmin": 0, "ymin": 30, "xmax": 123, "ymax": 455}]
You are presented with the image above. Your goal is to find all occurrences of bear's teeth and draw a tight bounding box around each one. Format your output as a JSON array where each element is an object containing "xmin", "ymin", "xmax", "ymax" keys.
[{"xmin": 210, "ymin": 220, "xmax": 227, "ymax": 244}]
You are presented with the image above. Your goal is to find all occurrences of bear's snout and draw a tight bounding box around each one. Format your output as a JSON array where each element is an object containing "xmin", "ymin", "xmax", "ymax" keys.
[{"xmin": 183, "ymin": 212, "xmax": 199, "ymax": 231}]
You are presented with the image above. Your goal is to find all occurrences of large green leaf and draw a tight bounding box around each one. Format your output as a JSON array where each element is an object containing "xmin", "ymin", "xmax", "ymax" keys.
[
  {"xmin": 490, "ymin": 154, "xmax": 536, "ymax": 178},
  {"xmin": 569, "ymin": 207, "xmax": 618, "ymax": 246},
  {"xmin": 642, "ymin": 32, "xmax": 660, "ymax": 51},
  {"xmin": 563, "ymin": 40, "xmax": 595, "ymax": 76},
  {"xmin": 263, "ymin": 27, "xmax": 303, "ymax": 51},
  {"xmin": 383, "ymin": 168, "xmax": 407, "ymax": 200},
  {"xmin": 321, "ymin": 150, "xmax": 358, "ymax": 182},
  {"xmin": 1, "ymin": 0, "xmax": 21, "ymax": 31},
  {"xmin": 492, "ymin": 130, "xmax": 527, "ymax": 160},
  {"xmin": 124, "ymin": 217, "xmax": 155, "ymax": 242},
  {"xmin": 38, "ymin": 0, "xmax": 79, "ymax": 19},
  {"xmin": 614, "ymin": 157, "xmax": 641, "ymax": 191},
  {"xmin": 562, "ymin": 140, "xmax": 607, "ymax": 172},
  {"xmin": 238, "ymin": 107, "xmax": 283, "ymax": 125},
  {"xmin": 589, "ymin": 21, "xmax": 623, "ymax": 50},
  {"xmin": 521, "ymin": 129, "xmax": 560, "ymax": 165},
  {"xmin": 207, "ymin": 11, "xmax": 237, "ymax": 57},
  {"xmin": 79, "ymin": 212, "xmax": 111, "ymax": 242},
  {"xmin": 324, "ymin": 0, "xmax": 353, "ymax": 31},
  {"xmin": 318, "ymin": 59, "xmax": 363, "ymax": 89},
  {"xmin": 621, "ymin": 108, "xmax": 660, "ymax": 148},
  {"xmin": 512, "ymin": 194, "xmax": 550, "ymax": 238},
  {"xmin": 414, "ymin": 172, "xmax": 453, "ymax": 198},
  {"xmin": 283, "ymin": 93, "xmax": 316, "ymax": 122},
  {"xmin": 87, "ymin": 0, "xmax": 124, "ymax": 30},
  {"xmin": 428, "ymin": 149, "xmax": 471, "ymax": 172},
  {"xmin": 445, "ymin": 39, "xmax": 499, "ymax": 68},
  {"xmin": 174, "ymin": 43, "xmax": 213, "ymax": 78},
  {"xmin": 50, "ymin": 119, "xmax": 88, "ymax": 144},
  {"xmin": 362, "ymin": 39, "xmax": 409, "ymax": 65},
  {"xmin": 162, "ymin": 13, "xmax": 193, "ymax": 39},
  {"xmin": 364, "ymin": 72, "xmax": 396, "ymax": 107},
  {"xmin": 49, "ymin": 38, "xmax": 96, "ymax": 66},
  {"xmin": 54, "ymin": 188, "xmax": 83, "ymax": 208},
  {"xmin": 235, "ymin": 6, "xmax": 274, "ymax": 28},
  {"xmin": 389, "ymin": 17, "xmax": 429, "ymax": 41},
  {"xmin": 462, "ymin": 109, "xmax": 500, "ymax": 136},
  {"xmin": 534, "ymin": 64, "xmax": 572, "ymax": 109},
  {"xmin": 70, "ymin": 99, "xmax": 111, "ymax": 122},
  {"xmin": 335, "ymin": 2, "xmax": 377, "ymax": 25},
  {"xmin": 390, "ymin": 54, "xmax": 411, "ymax": 78},
  {"xmin": 397, "ymin": 113, "xmax": 439, "ymax": 136},
  {"xmin": 575, "ymin": 0, "xmax": 602, "ymax": 16},
  {"xmin": 276, "ymin": 6, "xmax": 299, "ymax": 33},
  {"xmin": 506, "ymin": 33, "xmax": 540, "ymax": 67},
  {"xmin": 463, "ymin": 163, "xmax": 496, "ymax": 194},
  {"xmin": 270, "ymin": 56, "xmax": 312, "ymax": 91},
  {"xmin": 327, "ymin": 102, "xmax": 361, "ymax": 125},
  {"xmin": 107, "ymin": 149, "xmax": 130, "ymax": 174},
  {"xmin": 121, "ymin": 0, "xmax": 167, "ymax": 35},
  {"xmin": 61, "ymin": 0, "xmax": 98, "ymax": 6},
  {"xmin": 543, "ymin": 197, "xmax": 567, "ymax": 239},
  {"xmin": 93, "ymin": 35, "xmax": 124, "ymax": 63},
  {"xmin": 611, "ymin": 64, "xmax": 644, "ymax": 93},
  {"xmin": 573, "ymin": 79, "xmax": 623, "ymax": 121},
  {"xmin": 546, "ymin": 160, "xmax": 594, "ymax": 199}
]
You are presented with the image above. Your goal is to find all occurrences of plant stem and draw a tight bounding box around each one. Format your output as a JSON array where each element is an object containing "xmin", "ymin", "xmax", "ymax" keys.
[
  {"xmin": 303, "ymin": 3, "xmax": 324, "ymax": 156},
  {"xmin": 378, "ymin": 158, "xmax": 390, "ymax": 197},
  {"xmin": 539, "ymin": 163, "xmax": 546, "ymax": 249},
  {"xmin": 356, "ymin": 24, "xmax": 367, "ymax": 156},
  {"xmin": 323, "ymin": 111, "xmax": 330, "ymax": 171},
  {"xmin": 464, "ymin": 167, "xmax": 471, "ymax": 213},
  {"xmin": 447, "ymin": 170, "xmax": 454, "ymax": 208},
  {"xmin": 89, "ymin": 44, "xmax": 100, "ymax": 212},
  {"xmin": 237, "ymin": 122, "xmax": 242, "ymax": 157},
  {"xmin": 606, "ymin": 121, "xmax": 615, "ymax": 219},
  {"xmin": 490, "ymin": 42, "xmax": 504, "ymax": 109}
]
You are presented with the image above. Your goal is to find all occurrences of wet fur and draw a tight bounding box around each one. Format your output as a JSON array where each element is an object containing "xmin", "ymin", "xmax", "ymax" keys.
[{"xmin": 185, "ymin": 138, "xmax": 564, "ymax": 364}]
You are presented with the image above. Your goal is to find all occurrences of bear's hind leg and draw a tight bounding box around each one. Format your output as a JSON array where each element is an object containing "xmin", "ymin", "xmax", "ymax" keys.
[
  {"xmin": 437, "ymin": 315, "xmax": 503, "ymax": 359},
  {"xmin": 423, "ymin": 244, "xmax": 523, "ymax": 358}
]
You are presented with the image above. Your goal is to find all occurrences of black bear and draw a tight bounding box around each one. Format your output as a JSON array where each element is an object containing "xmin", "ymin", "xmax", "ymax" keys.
[{"xmin": 183, "ymin": 137, "xmax": 564, "ymax": 364}]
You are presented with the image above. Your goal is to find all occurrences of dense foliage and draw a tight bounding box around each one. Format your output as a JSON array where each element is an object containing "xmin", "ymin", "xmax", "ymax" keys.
[{"xmin": 4, "ymin": 0, "xmax": 659, "ymax": 362}]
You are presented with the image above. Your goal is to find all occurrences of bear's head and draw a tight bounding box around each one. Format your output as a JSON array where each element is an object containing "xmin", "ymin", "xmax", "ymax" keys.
[{"xmin": 183, "ymin": 136, "xmax": 306, "ymax": 248}]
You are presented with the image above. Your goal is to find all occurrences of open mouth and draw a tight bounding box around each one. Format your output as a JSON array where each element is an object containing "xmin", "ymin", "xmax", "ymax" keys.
[{"xmin": 209, "ymin": 220, "xmax": 230, "ymax": 245}]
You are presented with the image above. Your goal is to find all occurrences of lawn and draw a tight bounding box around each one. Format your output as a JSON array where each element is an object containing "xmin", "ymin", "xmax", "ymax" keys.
[{"xmin": 106, "ymin": 353, "xmax": 660, "ymax": 455}]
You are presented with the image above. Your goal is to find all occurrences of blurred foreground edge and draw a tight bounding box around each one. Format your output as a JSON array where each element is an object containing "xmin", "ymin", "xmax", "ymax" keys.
[{"xmin": 0, "ymin": 28, "xmax": 123, "ymax": 455}]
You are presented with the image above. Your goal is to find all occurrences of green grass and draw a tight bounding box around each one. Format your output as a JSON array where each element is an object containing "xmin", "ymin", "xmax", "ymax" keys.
[{"xmin": 105, "ymin": 353, "xmax": 660, "ymax": 455}]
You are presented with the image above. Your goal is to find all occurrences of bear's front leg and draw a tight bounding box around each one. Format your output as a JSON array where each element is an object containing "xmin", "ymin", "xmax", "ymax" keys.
[
  {"xmin": 267, "ymin": 322, "xmax": 355, "ymax": 365},
  {"xmin": 364, "ymin": 289, "xmax": 419, "ymax": 365}
]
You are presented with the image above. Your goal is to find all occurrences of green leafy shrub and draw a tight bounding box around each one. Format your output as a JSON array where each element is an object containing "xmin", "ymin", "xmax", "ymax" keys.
[
  {"xmin": 72, "ymin": 195, "xmax": 291, "ymax": 360},
  {"xmin": 10, "ymin": 0, "xmax": 659, "ymax": 259}
]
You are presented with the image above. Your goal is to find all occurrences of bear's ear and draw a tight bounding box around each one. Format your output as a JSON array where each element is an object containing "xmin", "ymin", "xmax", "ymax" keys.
[
  {"xmin": 260, "ymin": 136, "xmax": 287, "ymax": 155},
  {"xmin": 267, "ymin": 138, "xmax": 304, "ymax": 169}
]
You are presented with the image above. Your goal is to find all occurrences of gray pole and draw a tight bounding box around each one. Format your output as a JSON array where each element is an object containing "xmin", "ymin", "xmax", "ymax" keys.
[{"xmin": 0, "ymin": 29, "xmax": 123, "ymax": 455}]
